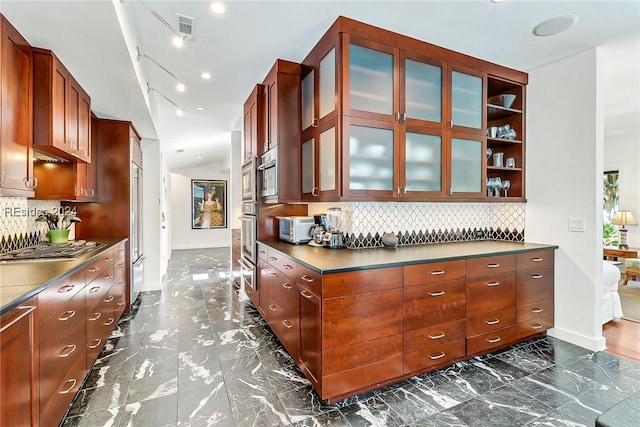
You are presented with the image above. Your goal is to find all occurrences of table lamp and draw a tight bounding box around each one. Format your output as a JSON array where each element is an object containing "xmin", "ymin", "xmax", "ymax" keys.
[{"xmin": 611, "ymin": 210, "xmax": 636, "ymax": 249}]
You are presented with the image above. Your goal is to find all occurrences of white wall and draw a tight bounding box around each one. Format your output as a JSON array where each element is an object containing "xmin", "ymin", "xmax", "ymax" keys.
[
  {"xmin": 170, "ymin": 164, "xmax": 230, "ymax": 249},
  {"xmin": 141, "ymin": 139, "xmax": 165, "ymax": 291},
  {"xmin": 526, "ymin": 48, "xmax": 606, "ymax": 351},
  {"xmin": 230, "ymin": 131, "xmax": 242, "ymax": 230}
]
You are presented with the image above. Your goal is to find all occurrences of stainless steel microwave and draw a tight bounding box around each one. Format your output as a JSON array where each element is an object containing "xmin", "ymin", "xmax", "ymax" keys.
[{"xmin": 277, "ymin": 216, "xmax": 314, "ymax": 244}]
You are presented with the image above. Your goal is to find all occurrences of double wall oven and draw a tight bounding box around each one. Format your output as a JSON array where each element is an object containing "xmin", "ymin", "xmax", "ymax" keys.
[{"xmin": 240, "ymin": 157, "xmax": 258, "ymax": 301}]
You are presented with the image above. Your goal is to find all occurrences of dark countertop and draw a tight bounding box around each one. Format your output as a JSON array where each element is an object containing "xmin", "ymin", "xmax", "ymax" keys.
[
  {"xmin": 0, "ymin": 238, "xmax": 126, "ymax": 315},
  {"xmin": 259, "ymin": 240, "xmax": 558, "ymax": 274}
]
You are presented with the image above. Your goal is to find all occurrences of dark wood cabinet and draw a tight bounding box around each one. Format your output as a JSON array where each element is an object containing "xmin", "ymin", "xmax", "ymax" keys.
[
  {"xmin": 32, "ymin": 48, "xmax": 91, "ymax": 163},
  {"xmin": 0, "ymin": 15, "xmax": 35, "ymax": 197},
  {"xmin": 0, "ymin": 302, "xmax": 39, "ymax": 427},
  {"xmin": 298, "ymin": 277, "xmax": 321, "ymax": 386},
  {"xmin": 243, "ymin": 84, "xmax": 262, "ymax": 161}
]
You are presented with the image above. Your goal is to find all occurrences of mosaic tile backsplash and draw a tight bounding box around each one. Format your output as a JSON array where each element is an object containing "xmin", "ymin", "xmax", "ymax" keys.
[
  {"xmin": 307, "ymin": 202, "xmax": 525, "ymax": 249},
  {"xmin": 0, "ymin": 197, "xmax": 64, "ymax": 253}
]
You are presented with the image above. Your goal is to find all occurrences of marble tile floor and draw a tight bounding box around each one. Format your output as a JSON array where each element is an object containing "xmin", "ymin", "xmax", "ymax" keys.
[{"xmin": 61, "ymin": 248, "xmax": 640, "ymax": 427}]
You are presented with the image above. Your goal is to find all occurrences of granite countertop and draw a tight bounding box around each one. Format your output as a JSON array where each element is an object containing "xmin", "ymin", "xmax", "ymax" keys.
[
  {"xmin": 0, "ymin": 238, "xmax": 125, "ymax": 315},
  {"xmin": 259, "ymin": 240, "xmax": 559, "ymax": 274}
]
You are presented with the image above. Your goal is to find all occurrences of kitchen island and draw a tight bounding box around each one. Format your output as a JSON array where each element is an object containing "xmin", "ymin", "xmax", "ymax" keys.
[{"xmin": 254, "ymin": 239, "xmax": 557, "ymax": 402}]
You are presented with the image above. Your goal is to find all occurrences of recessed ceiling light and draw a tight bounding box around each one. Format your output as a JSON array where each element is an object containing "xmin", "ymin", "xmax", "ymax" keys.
[
  {"xmin": 201, "ymin": 72, "xmax": 212, "ymax": 80},
  {"xmin": 210, "ymin": 2, "xmax": 227, "ymax": 15},
  {"xmin": 195, "ymin": 154, "xmax": 204, "ymax": 159},
  {"xmin": 172, "ymin": 36, "xmax": 184, "ymax": 48},
  {"xmin": 176, "ymin": 108, "xmax": 185, "ymax": 116},
  {"xmin": 196, "ymin": 107, "xmax": 205, "ymax": 111},
  {"xmin": 532, "ymin": 14, "xmax": 578, "ymax": 37},
  {"xmin": 490, "ymin": 0, "xmax": 506, "ymax": 3},
  {"xmin": 176, "ymin": 82, "xmax": 187, "ymax": 92}
]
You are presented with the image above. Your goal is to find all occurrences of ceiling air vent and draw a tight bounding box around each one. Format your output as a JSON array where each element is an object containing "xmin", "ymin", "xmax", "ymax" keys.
[{"xmin": 177, "ymin": 14, "xmax": 195, "ymax": 40}]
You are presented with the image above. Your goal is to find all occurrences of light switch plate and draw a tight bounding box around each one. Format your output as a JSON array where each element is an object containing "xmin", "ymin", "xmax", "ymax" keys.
[{"xmin": 568, "ymin": 217, "xmax": 585, "ymax": 232}]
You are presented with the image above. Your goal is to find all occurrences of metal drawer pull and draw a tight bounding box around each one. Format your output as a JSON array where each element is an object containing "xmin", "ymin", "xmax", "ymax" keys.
[
  {"xmin": 88, "ymin": 266, "xmax": 101, "ymax": 272},
  {"xmin": 428, "ymin": 333, "xmax": 445, "ymax": 340},
  {"xmin": 104, "ymin": 274, "xmax": 114, "ymax": 279},
  {"xmin": 88, "ymin": 312, "xmax": 101, "ymax": 321},
  {"xmin": 58, "ymin": 285, "xmax": 75, "ymax": 293},
  {"xmin": 532, "ymin": 257, "xmax": 543, "ymax": 262},
  {"xmin": 269, "ymin": 256, "xmax": 278, "ymax": 261},
  {"xmin": 300, "ymin": 275, "xmax": 315, "ymax": 283},
  {"xmin": 117, "ymin": 300, "xmax": 126, "ymax": 306},
  {"xmin": 282, "ymin": 320, "xmax": 293, "ymax": 329},
  {"xmin": 104, "ymin": 257, "xmax": 114, "ymax": 262},
  {"xmin": 428, "ymin": 291, "xmax": 445, "ymax": 297},
  {"xmin": 104, "ymin": 318, "xmax": 115, "ymax": 326},
  {"xmin": 531, "ymin": 324, "xmax": 544, "ymax": 330},
  {"xmin": 429, "ymin": 352, "xmax": 446, "ymax": 360},
  {"xmin": 59, "ymin": 344, "xmax": 77, "ymax": 358},
  {"xmin": 429, "ymin": 270, "xmax": 446, "ymax": 276},
  {"xmin": 89, "ymin": 286, "xmax": 101, "ymax": 293},
  {"xmin": 59, "ymin": 310, "xmax": 76, "ymax": 321},
  {"xmin": 487, "ymin": 337, "xmax": 501, "ymax": 343},
  {"xmin": 486, "ymin": 282, "xmax": 500, "ymax": 287},
  {"xmin": 300, "ymin": 290, "xmax": 314, "ymax": 299},
  {"xmin": 485, "ymin": 319, "xmax": 500, "ymax": 325},
  {"xmin": 269, "ymin": 304, "xmax": 277, "ymax": 311},
  {"xmin": 117, "ymin": 263, "xmax": 125, "ymax": 267},
  {"xmin": 89, "ymin": 339, "xmax": 102, "ymax": 349},
  {"xmin": 531, "ymin": 274, "xmax": 544, "ymax": 279},
  {"xmin": 486, "ymin": 263, "xmax": 500, "ymax": 268},
  {"xmin": 59, "ymin": 379, "xmax": 77, "ymax": 394},
  {"xmin": 269, "ymin": 273, "xmax": 278, "ymax": 278},
  {"xmin": 283, "ymin": 264, "xmax": 293, "ymax": 270},
  {"xmin": 531, "ymin": 308, "xmax": 544, "ymax": 313},
  {"xmin": 0, "ymin": 306, "xmax": 36, "ymax": 333},
  {"xmin": 282, "ymin": 282, "xmax": 293, "ymax": 289},
  {"xmin": 104, "ymin": 296, "xmax": 115, "ymax": 303}
]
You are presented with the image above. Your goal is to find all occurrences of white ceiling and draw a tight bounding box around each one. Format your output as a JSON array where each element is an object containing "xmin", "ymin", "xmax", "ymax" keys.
[{"xmin": 3, "ymin": 0, "xmax": 639, "ymax": 171}]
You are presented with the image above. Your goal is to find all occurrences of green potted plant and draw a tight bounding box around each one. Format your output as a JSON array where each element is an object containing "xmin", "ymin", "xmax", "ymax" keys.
[{"xmin": 35, "ymin": 211, "xmax": 82, "ymax": 244}]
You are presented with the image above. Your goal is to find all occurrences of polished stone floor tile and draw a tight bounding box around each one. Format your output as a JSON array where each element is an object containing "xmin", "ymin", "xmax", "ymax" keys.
[{"xmin": 60, "ymin": 248, "xmax": 640, "ymax": 427}]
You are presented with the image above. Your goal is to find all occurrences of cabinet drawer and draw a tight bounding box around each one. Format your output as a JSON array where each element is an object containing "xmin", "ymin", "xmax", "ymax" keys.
[
  {"xmin": 257, "ymin": 243, "xmax": 269, "ymax": 262},
  {"xmin": 404, "ymin": 340, "xmax": 466, "ymax": 374},
  {"xmin": 113, "ymin": 256, "xmax": 127, "ymax": 283},
  {"xmin": 38, "ymin": 269, "xmax": 85, "ymax": 324},
  {"xmin": 86, "ymin": 304, "xmax": 114, "ymax": 369},
  {"xmin": 39, "ymin": 321, "xmax": 86, "ymax": 411},
  {"xmin": 404, "ymin": 260, "xmax": 466, "ymax": 287},
  {"xmin": 323, "ymin": 267, "xmax": 402, "ymax": 298},
  {"xmin": 112, "ymin": 279, "xmax": 127, "ymax": 320},
  {"xmin": 405, "ymin": 319, "xmax": 466, "ymax": 353},
  {"xmin": 324, "ymin": 334, "xmax": 402, "ymax": 375},
  {"xmin": 40, "ymin": 349, "xmax": 86, "ymax": 427},
  {"xmin": 85, "ymin": 248, "xmax": 115, "ymax": 283},
  {"xmin": 269, "ymin": 308, "xmax": 300, "ymax": 362},
  {"xmin": 466, "ymin": 272, "xmax": 515, "ymax": 318},
  {"xmin": 516, "ymin": 250, "xmax": 554, "ymax": 270},
  {"xmin": 516, "ymin": 314, "xmax": 553, "ymax": 339},
  {"xmin": 115, "ymin": 240, "xmax": 127, "ymax": 260},
  {"xmin": 466, "ymin": 326, "xmax": 516, "ymax": 355},
  {"xmin": 40, "ymin": 288, "xmax": 86, "ymax": 366},
  {"xmin": 516, "ymin": 299, "xmax": 554, "ymax": 323},
  {"xmin": 85, "ymin": 265, "xmax": 114, "ymax": 310},
  {"xmin": 466, "ymin": 308, "xmax": 515, "ymax": 336},
  {"xmin": 516, "ymin": 266, "xmax": 554, "ymax": 305},
  {"xmin": 296, "ymin": 265, "xmax": 322, "ymax": 297},
  {"xmin": 268, "ymin": 268, "xmax": 298, "ymax": 308},
  {"xmin": 404, "ymin": 280, "xmax": 466, "ymax": 331},
  {"xmin": 466, "ymin": 254, "xmax": 515, "ymax": 277},
  {"xmin": 323, "ymin": 289, "xmax": 402, "ymax": 349},
  {"xmin": 266, "ymin": 250, "xmax": 298, "ymax": 278}
]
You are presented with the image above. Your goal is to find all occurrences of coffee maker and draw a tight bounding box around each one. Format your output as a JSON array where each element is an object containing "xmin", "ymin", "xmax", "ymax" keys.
[
  {"xmin": 308, "ymin": 214, "xmax": 326, "ymax": 247},
  {"xmin": 322, "ymin": 208, "xmax": 344, "ymax": 249}
]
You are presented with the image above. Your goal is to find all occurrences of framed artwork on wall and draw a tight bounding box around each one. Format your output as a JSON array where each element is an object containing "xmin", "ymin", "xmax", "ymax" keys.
[{"xmin": 191, "ymin": 179, "xmax": 227, "ymax": 229}]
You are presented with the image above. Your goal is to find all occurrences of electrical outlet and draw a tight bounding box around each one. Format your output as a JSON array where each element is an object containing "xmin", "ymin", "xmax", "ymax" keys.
[{"xmin": 568, "ymin": 217, "xmax": 585, "ymax": 232}]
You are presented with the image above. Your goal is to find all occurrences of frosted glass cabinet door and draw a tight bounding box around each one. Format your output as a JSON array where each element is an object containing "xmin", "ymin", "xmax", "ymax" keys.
[
  {"xmin": 301, "ymin": 71, "xmax": 314, "ymax": 131},
  {"xmin": 349, "ymin": 124, "xmax": 394, "ymax": 191},
  {"xmin": 302, "ymin": 137, "xmax": 315, "ymax": 195},
  {"xmin": 450, "ymin": 136, "xmax": 482, "ymax": 194},
  {"xmin": 404, "ymin": 132, "xmax": 442, "ymax": 192},
  {"xmin": 319, "ymin": 127, "xmax": 336, "ymax": 192},
  {"xmin": 349, "ymin": 44, "xmax": 394, "ymax": 115},
  {"xmin": 319, "ymin": 48, "xmax": 336, "ymax": 119},
  {"xmin": 451, "ymin": 71, "xmax": 482, "ymax": 129},
  {"xmin": 405, "ymin": 59, "xmax": 442, "ymax": 123}
]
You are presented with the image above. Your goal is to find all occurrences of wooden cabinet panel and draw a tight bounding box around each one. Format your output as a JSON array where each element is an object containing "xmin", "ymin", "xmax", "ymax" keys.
[
  {"xmin": 39, "ymin": 287, "xmax": 86, "ymax": 366},
  {"xmin": 39, "ymin": 347, "xmax": 86, "ymax": 427},
  {"xmin": 516, "ymin": 250, "xmax": 554, "ymax": 270},
  {"xmin": 516, "ymin": 314, "xmax": 554, "ymax": 340},
  {"xmin": 404, "ymin": 319, "xmax": 465, "ymax": 353},
  {"xmin": 243, "ymin": 84, "xmax": 263, "ymax": 161},
  {"xmin": 324, "ymin": 335, "xmax": 402, "ymax": 375},
  {"xmin": 516, "ymin": 266, "xmax": 554, "ymax": 305},
  {"xmin": 323, "ymin": 289, "xmax": 402, "ymax": 349},
  {"xmin": 0, "ymin": 303, "xmax": 39, "ymax": 427},
  {"xmin": 465, "ymin": 272, "xmax": 515, "ymax": 317},
  {"xmin": 404, "ymin": 340, "xmax": 466, "ymax": 374},
  {"xmin": 466, "ymin": 308, "xmax": 515, "ymax": 336},
  {"xmin": 323, "ymin": 267, "xmax": 402, "ymax": 298},
  {"xmin": 298, "ymin": 283, "xmax": 321, "ymax": 385},
  {"xmin": 466, "ymin": 254, "xmax": 515, "ymax": 277},
  {"xmin": 516, "ymin": 299, "xmax": 554, "ymax": 323},
  {"xmin": 322, "ymin": 354, "xmax": 403, "ymax": 400},
  {"xmin": 403, "ymin": 260, "xmax": 465, "ymax": 286},
  {"xmin": 403, "ymin": 279, "xmax": 466, "ymax": 331},
  {"xmin": 37, "ymin": 269, "xmax": 85, "ymax": 324},
  {"xmin": 467, "ymin": 326, "xmax": 516, "ymax": 355}
]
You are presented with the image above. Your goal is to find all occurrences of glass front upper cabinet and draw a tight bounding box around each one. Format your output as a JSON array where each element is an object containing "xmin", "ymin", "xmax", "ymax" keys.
[
  {"xmin": 451, "ymin": 70, "xmax": 483, "ymax": 131},
  {"xmin": 348, "ymin": 123, "xmax": 394, "ymax": 192},
  {"xmin": 348, "ymin": 42, "xmax": 394, "ymax": 118},
  {"xmin": 450, "ymin": 135, "xmax": 484, "ymax": 196},
  {"xmin": 301, "ymin": 70, "xmax": 314, "ymax": 131},
  {"xmin": 403, "ymin": 130, "xmax": 442, "ymax": 195},
  {"xmin": 319, "ymin": 48, "xmax": 336, "ymax": 120},
  {"xmin": 403, "ymin": 58, "xmax": 442, "ymax": 125}
]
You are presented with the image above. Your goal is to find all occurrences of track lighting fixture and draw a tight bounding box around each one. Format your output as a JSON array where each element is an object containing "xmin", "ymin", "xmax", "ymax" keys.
[
  {"xmin": 137, "ymin": 0, "xmax": 187, "ymax": 47},
  {"xmin": 147, "ymin": 82, "xmax": 185, "ymax": 116},
  {"xmin": 137, "ymin": 46, "xmax": 188, "ymax": 92}
]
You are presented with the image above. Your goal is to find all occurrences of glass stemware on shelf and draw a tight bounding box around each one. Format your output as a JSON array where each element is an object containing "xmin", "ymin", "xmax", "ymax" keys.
[
  {"xmin": 502, "ymin": 179, "xmax": 511, "ymax": 197},
  {"xmin": 486, "ymin": 177, "xmax": 502, "ymax": 197}
]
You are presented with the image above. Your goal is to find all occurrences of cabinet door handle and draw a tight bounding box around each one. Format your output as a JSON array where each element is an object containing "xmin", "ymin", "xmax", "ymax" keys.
[
  {"xmin": 59, "ymin": 310, "xmax": 76, "ymax": 321},
  {"xmin": 312, "ymin": 187, "xmax": 319, "ymax": 196},
  {"xmin": 300, "ymin": 275, "xmax": 315, "ymax": 283},
  {"xmin": 104, "ymin": 274, "xmax": 114, "ymax": 279},
  {"xmin": 402, "ymin": 186, "xmax": 407, "ymax": 196},
  {"xmin": 283, "ymin": 264, "xmax": 293, "ymax": 270},
  {"xmin": 269, "ymin": 256, "xmax": 278, "ymax": 262},
  {"xmin": 282, "ymin": 319, "xmax": 293, "ymax": 329},
  {"xmin": 395, "ymin": 112, "xmax": 401, "ymax": 122},
  {"xmin": 89, "ymin": 338, "xmax": 102, "ymax": 349},
  {"xmin": 401, "ymin": 112, "xmax": 407, "ymax": 122},
  {"xmin": 531, "ymin": 274, "xmax": 544, "ymax": 279},
  {"xmin": 268, "ymin": 272, "xmax": 278, "ymax": 278},
  {"xmin": 428, "ymin": 291, "xmax": 445, "ymax": 297},
  {"xmin": 0, "ymin": 306, "xmax": 36, "ymax": 333},
  {"xmin": 76, "ymin": 186, "xmax": 85, "ymax": 196},
  {"xmin": 429, "ymin": 352, "xmax": 446, "ymax": 360},
  {"xmin": 88, "ymin": 266, "xmax": 101, "ymax": 272},
  {"xmin": 395, "ymin": 186, "xmax": 401, "ymax": 196},
  {"xmin": 486, "ymin": 337, "xmax": 501, "ymax": 344},
  {"xmin": 532, "ymin": 257, "xmax": 544, "ymax": 262},
  {"xmin": 486, "ymin": 282, "xmax": 500, "ymax": 287},
  {"xmin": 23, "ymin": 176, "xmax": 38, "ymax": 189},
  {"xmin": 268, "ymin": 304, "xmax": 277, "ymax": 312},
  {"xmin": 429, "ymin": 270, "xmax": 445, "ymax": 276},
  {"xmin": 300, "ymin": 290, "xmax": 314, "ymax": 299},
  {"xmin": 117, "ymin": 263, "xmax": 125, "ymax": 267},
  {"xmin": 486, "ymin": 263, "xmax": 500, "ymax": 268},
  {"xmin": 312, "ymin": 118, "xmax": 319, "ymax": 128},
  {"xmin": 282, "ymin": 282, "xmax": 293, "ymax": 289},
  {"xmin": 448, "ymin": 120, "xmax": 453, "ymax": 128},
  {"xmin": 58, "ymin": 285, "xmax": 75, "ymax": 293},
  {"xmin": 531, "ymin": 324, "xmax": 544, "ymax": 330},
  {"xmin": 89, "ymin": 286, "xmax": 101, "ymax": 293},
  {"xmin": 428, "ymin": 332, "xmax": 445, "ymax": 340},
  {"xmin": 117, "ymin": 300, "xmax": 126, "ymax": 306},
  {"xmin": 104, "ymin": 257, "xmax": 114, "ymax": 262},
  {"xmin": 485, "ymin": 319, "xmax": 500, "ymax": 325},
  {"xmin": 88, "ymin": 312, "xmax": 102, "ymax": 321},
  {"xmin": 88, "ymin": 188, "xmax": 96, "ymax": 196},
  {"xmin": 103, "ymin": 318, "xmax": 115, "ymax": 326},
  {"xmin": 104, "ymin": 296, "xmax": 115, "ymax": 303},
  {"xmin": 59, "ymin": 379, "xmax": 77, "ymax": 395},
  {"xmin": 59, "ymin": 344, "xmax": 77, "ymax": 358}
]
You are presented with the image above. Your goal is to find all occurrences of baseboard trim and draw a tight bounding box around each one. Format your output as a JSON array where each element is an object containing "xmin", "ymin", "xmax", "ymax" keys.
[
  {"xmin": 547, "ymin": 327, "xmax": 607, "ymax": 352},
  {"xmin": 171, "ymin": 244, "xmax": 230, "ymax": 250}
]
